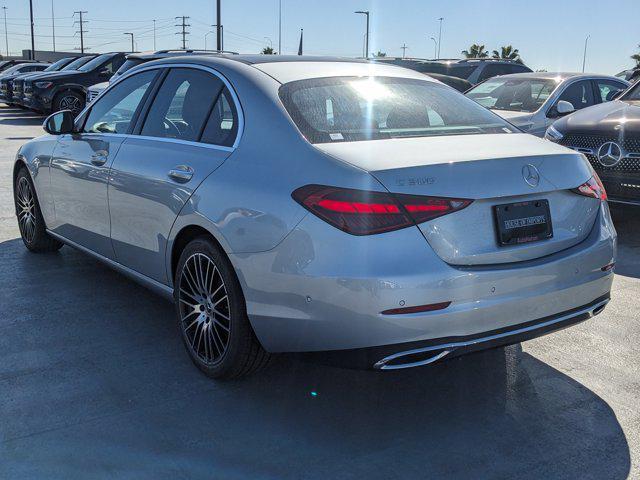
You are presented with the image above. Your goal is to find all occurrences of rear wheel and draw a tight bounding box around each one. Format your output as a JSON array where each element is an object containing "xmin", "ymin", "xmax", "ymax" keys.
[
  {"xmin": 53, "ymin": 91, "xmax": 84, "ymax": 116},
  {"xmin": 14, "ymin": 168, "xmax": 63, "ymax": 253},
  {"xmin": 174, "ymin": 237, "xmax": 271, "ymax": 379}
]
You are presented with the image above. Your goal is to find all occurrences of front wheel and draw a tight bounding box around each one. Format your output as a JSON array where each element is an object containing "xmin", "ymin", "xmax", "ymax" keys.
[
  {"xmin": 53, "ymin": 91, "xmax": 85, "ymax": 116},
  {"xmin": 174, "ymin": 237, "xmax": 271, "ymax": 379},
  {"xmin": 14, "ymin": 168, "xmax": 63, "ymax": 253}
]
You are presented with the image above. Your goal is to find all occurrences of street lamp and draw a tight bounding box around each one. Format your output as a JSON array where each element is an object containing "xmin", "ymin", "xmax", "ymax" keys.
[
  {"xmin": 582, "ymin": 35, "xmax": 590, "ymax": 73},
  {"xmin": 124, "ymin": 32, "xmax": 134, "ymax": 53},
  {"xmin": 437, "ymin": 17, "xmax": 444, "ymax": 59},
  {"xmin": 430, "ymin": 36, "xmax": 437, "ymax": 59},
  {"xmin": 355, "ymin": 10, "xmax": 369, "ymax": 58}
]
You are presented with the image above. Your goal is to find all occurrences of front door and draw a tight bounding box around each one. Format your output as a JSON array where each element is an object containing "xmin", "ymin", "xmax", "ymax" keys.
[
  {"xmin": 48, "ymin": 69, "xmax": 159, "ymax": 258},
  {"xmin": 108, "ymin": 67, "xmax": 239, "ymax": 283}
]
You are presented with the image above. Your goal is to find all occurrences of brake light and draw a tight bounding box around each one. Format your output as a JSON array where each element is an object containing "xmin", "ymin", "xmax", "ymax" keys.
[
  {"xmin": 573, "ymin": 174, "xmax": 607, "ymax": 201},
  {"xmin": 292, "ymin": 184, "xmax": 472, "ymax": 235}
]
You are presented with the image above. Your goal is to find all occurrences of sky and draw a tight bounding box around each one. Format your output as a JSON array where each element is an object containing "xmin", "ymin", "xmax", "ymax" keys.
[{"xmin": 3, "ymin": 0, "xmax": 639, "ymax": 75}]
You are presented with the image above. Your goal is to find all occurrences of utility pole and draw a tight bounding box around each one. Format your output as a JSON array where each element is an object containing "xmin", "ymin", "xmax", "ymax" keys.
[
  {"xmin": 278, "ymin": 0, "xmax": 282, "ymax": 55},
  {"xmin": 355, "ymin": 10, "xmax": 369, "ymax": 58},
  {"xmin": 74, "ymin": 11, "xmax": 88, "ymax": 54},
  {"xmin": 152, "ymin": 19, "xmax": 156, "ymax": 50},
  {"xmin": 582, "ymin": 35, "xmax": 590, "ymax": 73},
  {"xmin": 437, "ymin": 17, "xmax": 443, "ymax": 59},
  {"xmin": 124, "ymin": 32, "xmax": 134, "ymax": 53},
  {"xmin": 175, "ymin": 16, "xmax": 190, "ymax": 49},
  {"xmin": 51, "ymin": 0, "xmax": 55, "ymax": 51},
  {"xmin": 2, "ymin": 7, "xmax": 8, "ymax": 58},
  {"xmin": 401, "ymin": 43, "xmax": 408, "ymax": 59},
  {"xmin": 216, "ymin": 0, "xmax": 222, "ymax": 51},
  {"xmin": 29, "ymin": 0, "xmax": 35, "ymax": 60}
]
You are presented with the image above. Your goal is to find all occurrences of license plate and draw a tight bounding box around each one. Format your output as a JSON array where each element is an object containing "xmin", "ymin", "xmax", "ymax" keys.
[{"xmin": 494, "ymin": 200, "xmax": 553, "ymax": 246}]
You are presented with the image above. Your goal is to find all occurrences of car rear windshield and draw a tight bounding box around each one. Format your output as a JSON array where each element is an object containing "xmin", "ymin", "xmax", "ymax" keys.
[
  {"xmin": 279, "ymin": 76, "xmax": 517, "ymax": 144},
  {"xmin": 466, "ymin": 77, "xmax": 560, "ymax": 112},
  {"xmin": 114, "ymin": 58, "xmax": 145, "ymax": 77},
  {"xmin": 44, "ymin": 58, "xmax": 70, "ymax": 71}
]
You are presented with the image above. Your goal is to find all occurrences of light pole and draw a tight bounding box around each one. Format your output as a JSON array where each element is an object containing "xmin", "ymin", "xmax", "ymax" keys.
[
  {"xmin": 205, "ymin": 26, "xmax": 215, "ymax": 50},
  {"xmin": 152, "ymin": 19, "xmax": 156, "ymax": 50},
  {"xmin": 278, "ymin": 0, "xmax": 282, "ymax": 55},
  {"xmin": 437, "ymin": 17, "xmax": 444, "ymax": 59},
  {"xmin": 51, "ymin": 0, "xmax": 55, "ymax": 51},
  {"xmin": 355, "ymin": 10, "xmax": 370, "ymax": 58},
  {"xmin": 124, "ymin": 32, "xmax": 134, "ymax": 53},
  {"xmin": 2, "ymin": 6, "xmax": 7, "ymax": 58},
  {"xmin": 582, "ymin": 35, "xmax": 590, "ymax": 73},
  {"xmin": 29, "ymin": 0, "xmax": 35, "ymax": 60},
  {"xmin": 216, "ymin": 0, "xmax": 222, "ymax": 51},
  {"xmin": 430, "ymin": 36, "xmax": 437, "ymax": 59}
]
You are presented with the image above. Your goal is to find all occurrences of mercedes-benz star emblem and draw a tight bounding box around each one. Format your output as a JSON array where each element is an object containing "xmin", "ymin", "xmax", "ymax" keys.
[
  {"xmin": 522, "ymin": 164, "xmax": 540, "ymax": 187},
  {"xmin": 597, "ymin": 142, "xmax": 623, "ymax": 167}
]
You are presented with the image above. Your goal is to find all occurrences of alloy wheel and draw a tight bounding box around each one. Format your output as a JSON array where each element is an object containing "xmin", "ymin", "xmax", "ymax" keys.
[
  {"xmin": 16, "ymin": 177, "xmax": 36, "ymax": 244},
  {"xmin": 178, "ymin": 253, "xmax": 231, "ymax": 365},
  {"xmin": 59, "ymin": 95, "xmax": 82, "ymax": 114}
]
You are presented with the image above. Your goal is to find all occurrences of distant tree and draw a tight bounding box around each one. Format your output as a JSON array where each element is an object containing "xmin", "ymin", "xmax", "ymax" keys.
[
  {"xmin": 632, "ymin": 44, "xmax": 640, "ymax": 66},
  {"xmin": 373, "ymin": 51, "xmax": 387, "ymax": 57},
  {"xmin": 461, "ymin": 44, "xmax": 489, "ymax": 58},
  {"xmin": 535, "ymin": 69, "xmax": 548, "ymax": 72},
  {"xmin": 492, "ymin": 45, "xmax": 523, "ymax": 63},
  {"xmin": 261, "ymin": 47, "xmax": 276, "ymax": 55}
]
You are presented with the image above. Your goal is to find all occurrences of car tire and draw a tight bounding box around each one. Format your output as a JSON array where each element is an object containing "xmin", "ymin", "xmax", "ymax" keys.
[
  {"xmin": 53, "ymin": 91, "xmax": 85, "ymax": 116},
  {"xmin": 14, "ymin": 167, "xmax": 63, "ymax": 253},
  {"xmin": 174, "ymin": 237, "xmax": 271, "ymax": 379}
]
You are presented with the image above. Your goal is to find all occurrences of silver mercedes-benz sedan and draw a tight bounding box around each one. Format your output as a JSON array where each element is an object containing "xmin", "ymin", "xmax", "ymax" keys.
[{"xmin": 13, "ymin": 55, "xmax": 616, "ymax": 378}]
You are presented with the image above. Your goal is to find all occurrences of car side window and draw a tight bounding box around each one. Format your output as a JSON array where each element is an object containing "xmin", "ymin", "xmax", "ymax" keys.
[
  {"xmin": 82, "ymin": 70, "xmax": 157, "ymax": 134},
  {"xmin": 557, "ymin": 80, "xmax": 595, "ymax": 110},
  {"xmin": 594, "ymin": 80, "xmax": 626, "ymax": 103},
  {"xmin": 477, "ymin": 64, "xmax": 512, "ymax": 82},
  {"xmin": 200, "ymin": 87, "xmax": 239, "ymax": 147},
  {"xmin": 141, "ymin": 68, "xmax": 225, "ymax": 142},
  {"xmin": 100, "ymin": 56, "xmax": 125, "ymax": 75}
]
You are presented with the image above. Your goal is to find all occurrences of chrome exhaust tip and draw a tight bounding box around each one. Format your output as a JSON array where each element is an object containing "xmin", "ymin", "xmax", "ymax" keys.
[{"xmin": 374, "ymin": 348, "xmax": 453, "ymax": 370}]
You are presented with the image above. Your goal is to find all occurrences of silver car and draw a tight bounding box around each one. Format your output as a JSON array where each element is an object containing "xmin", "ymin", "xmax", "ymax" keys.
[
  {"xmin": 466, "ymin": 72, "xmax": 629, "ymax": 137},
  {"xmin": 13, "ymin": 56, "xmax": 616, "ymax": 378}
]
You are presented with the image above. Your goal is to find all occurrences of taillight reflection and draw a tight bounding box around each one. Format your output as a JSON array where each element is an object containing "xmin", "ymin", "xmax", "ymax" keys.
[{"xmin": 292, "ymin": 184, "xmax": 472, "ymax": 235}]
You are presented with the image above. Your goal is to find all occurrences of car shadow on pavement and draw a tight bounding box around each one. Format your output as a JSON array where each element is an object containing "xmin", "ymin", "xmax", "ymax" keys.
[
  {"xmin": 611, "ymin": 205, "xmax": 640, "ymax": 279},
  {"xmin": 0, "ymin": 106, "xmax": 44, "ymax": 127},
  {"xmin": 0, "ymin": 237, "xmax": 631, "ymax": 479}
]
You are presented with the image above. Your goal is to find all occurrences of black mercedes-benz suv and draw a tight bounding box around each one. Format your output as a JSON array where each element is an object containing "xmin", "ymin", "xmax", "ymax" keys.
[
  {"xmin": 546, "ymin": 80, "xmax": 640, "ymax": 206},
  {"xmin": 23, "ymin": 52, "xmax": 126, "ymax": 115}
]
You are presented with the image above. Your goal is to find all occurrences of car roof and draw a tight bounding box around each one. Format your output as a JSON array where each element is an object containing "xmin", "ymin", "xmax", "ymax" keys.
[
  {"xmin": 143, "ymin": 54, "xmax": 436, "ymax": 84},
  {"xmin": 477, "ymin": 72, "xmax": 626, "ymax": 81}
]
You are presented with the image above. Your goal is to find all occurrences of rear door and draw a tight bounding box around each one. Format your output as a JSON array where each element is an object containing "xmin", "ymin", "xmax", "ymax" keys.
[
  {"xmin": 49, "ymin": 69, "xmax": 159, "ymax": 258},
  {"xmin": 108, "ymin": 66, "xmax": 239, "ymax": 284}
]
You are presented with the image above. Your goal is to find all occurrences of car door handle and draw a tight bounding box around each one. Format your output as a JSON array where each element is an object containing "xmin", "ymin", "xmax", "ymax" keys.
[
  {"xmin": 90, "ymin": 151, "xmax": 108, "ymax": 166},
  {"xmin": 168, "ymin": 165, "xmax": 194, "ymax": 183}
]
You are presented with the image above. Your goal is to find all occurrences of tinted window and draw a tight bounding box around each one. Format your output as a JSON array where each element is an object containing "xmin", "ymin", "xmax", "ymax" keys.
[
  {"xmin": 62, "ymin": 56, "xmax": 94, "ymax": 71},
  {"xmin": 79, "ymin": 54, "xmax": 113, "ymax": 72},
  {"xmin": 112, "ymin": 58, "xmax": 145, "ymax": 81},
  {"xmin": 477, "ymin": 64, "xmax": 524, "ymax": 82},
  {"xmin": 557, "ymin": 80, "xmax": 595, "ymax": 110},
  {"xmin": 141, "ymin": 68, "xmax": 224, "ymax": 142},
  {"xmin": 467, "ymin": 77, "xmax": 558, "ymax": 112},
  {"xmin": 82, "ymin": 70, "xmax": 157, "ymax": 134},
  {"xmin": 44, "ymin": 58, "xmax": 70, "ymax": 71},
  {"xmin": 594, "ymin": 80, "xmax": 627, "ymax": 102},
  {"xmin": 201, "ymin": 88, "xmax": 238, "ymax": 147},
  {"xmin": 414, "ymin": 63, "xmax": 476, "ymax": 80},
  {"xmin": 279, "ymin": 76, "xmax": 517, "ymax": 144}
]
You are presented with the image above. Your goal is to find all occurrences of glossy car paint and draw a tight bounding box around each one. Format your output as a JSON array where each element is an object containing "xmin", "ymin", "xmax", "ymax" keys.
[
  {"xmin": 15, "ymin": 56, "xmax": 616, "ymax": 357},
  {"xmin": 466, "ymin": 72, "xmax": 629, "ymax": 137}
]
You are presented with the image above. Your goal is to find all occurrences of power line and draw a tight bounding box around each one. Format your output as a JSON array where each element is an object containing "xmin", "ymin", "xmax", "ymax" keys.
[
  {"xmin": 73, "ymin": 10, "xmax": 88, "ymax": 53},
  {"xmin": 175, "ymin": 16, "xmax": 190, "ymax": 49}
]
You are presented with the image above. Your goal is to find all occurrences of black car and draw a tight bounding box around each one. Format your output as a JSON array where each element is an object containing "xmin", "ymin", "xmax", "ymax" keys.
[
  {"xmin": 0, "ymin": 59, "xmax": 32, "ymax": 73},
  {"xmin": 372, "ymin": 57, "xmax": 532, "ymax": 85},
  {"xmin": 12, "ymin": 56, "xmax": 82, "ymax": 107},
  {"xmin": 547, "ymin": 81, "xmax": 640, "ymax": 205},
  {"xmin": 0, "ymin": 63, "xmax": 49, "ymax": 105},
  {"xmin": 23, "ymin": 52, "xmax": 126, "ymax": 115}
]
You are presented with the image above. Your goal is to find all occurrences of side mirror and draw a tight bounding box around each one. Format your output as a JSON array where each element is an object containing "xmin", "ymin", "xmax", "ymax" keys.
[
  {"xmin": 556, "ymin": 100, "xmax": 575, "ymax": 115},
  {"xmin": 98, "ymin": 67, "xmax": 111, "ymax": 77},
  {"xmin": 43, "ymin": 110, "xmax": 75, "ymax": 135}
]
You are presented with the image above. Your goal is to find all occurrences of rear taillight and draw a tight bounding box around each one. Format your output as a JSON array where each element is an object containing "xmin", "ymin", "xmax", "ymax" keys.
[
  {"xmin": 292, "ymin": 184, "xmax": 472, "ymax": 235},
  {"xmin": 573, "ymin": 174, "xmax": 607, "ymax": 201}
]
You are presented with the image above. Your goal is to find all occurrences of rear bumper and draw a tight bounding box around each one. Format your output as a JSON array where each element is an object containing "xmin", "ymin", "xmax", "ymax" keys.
[{"xmin": 230, "ymin": 202, "xmax": 616, "ymax": 354}]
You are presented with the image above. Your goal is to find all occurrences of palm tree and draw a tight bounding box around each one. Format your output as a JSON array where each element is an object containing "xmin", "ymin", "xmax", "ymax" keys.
[
  {"xmin": 373, "ymin": 51, "xmax": 387, "ymax": 58},
  {"xmin": 492, "ymin": 45, "xmax": 522, "ymax": 63},
  {"xmin": 461, "ymin": 44, "xmax": 489, "ymax": 59},
  {"xmin": 632, "ymin": 44, "xmax": 640, "ymax": 66},
  {"xmin": 261, "ymin": 46, "xmax": 276, "ymax": 55}
]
